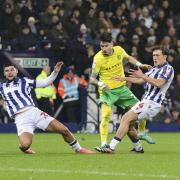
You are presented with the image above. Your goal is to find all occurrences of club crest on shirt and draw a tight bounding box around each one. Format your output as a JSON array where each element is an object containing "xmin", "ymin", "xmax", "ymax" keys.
[{"xmin": 4, "ymin": 83, "xmax": 20, "ymax": 92}]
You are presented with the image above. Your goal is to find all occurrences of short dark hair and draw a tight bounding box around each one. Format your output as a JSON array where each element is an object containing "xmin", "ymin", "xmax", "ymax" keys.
[
  {"xmin": 152, "ymin": 46, "xmax": 169, "ymax": 56},
  {"xmin": 3, "ymin": 62, "xmax": 17, "ymax": 71},
  {"xmin": 100, "ymin": 32, "xmax": 112, "ymax": 43}
]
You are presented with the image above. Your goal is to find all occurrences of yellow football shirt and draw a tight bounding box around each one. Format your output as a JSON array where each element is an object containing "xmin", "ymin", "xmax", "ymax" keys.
[{"xmin": 92, "ymin": 46, "xmax": 129, "ymax": 91}]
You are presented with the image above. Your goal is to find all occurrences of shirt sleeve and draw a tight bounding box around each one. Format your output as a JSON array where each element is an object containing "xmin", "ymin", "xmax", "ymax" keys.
[
  {"xmin": 36, "ymin": 71, "xmax": 58, "ymax": 88},
  {"xmin": 117, "ymin": 46, "xmax": 129, "ymax": 60},
  {"xmin": 122, "ymin": 48, "xmax": 129, "ymax": 59},
  {"xmin": 24, "ymin": 77, "xmax": 36, "ymax": 88},
  {"xmin": 160, "ymin": 66, "xmax": 174, "ymax": 81},
  {"xmin": 91, "ymin": 56, "xmax": 101, "ymax": 76}
]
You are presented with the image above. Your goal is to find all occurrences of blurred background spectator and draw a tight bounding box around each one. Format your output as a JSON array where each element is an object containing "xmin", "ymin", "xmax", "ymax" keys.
[
  {"xmin": 35, "ymin": 65, "xmax": 56, "ymax": 116},
  {"xmin": 58, "ymin": 67, "xmax": 87, "ymax": 124},
  {"xmin": 0, "ymin": 0, "xmax": 180, "ymax": 126}
]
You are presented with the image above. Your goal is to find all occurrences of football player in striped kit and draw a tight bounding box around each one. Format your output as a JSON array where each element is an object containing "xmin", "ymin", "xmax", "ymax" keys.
[
  {"xmin": 0, "ymin": 61, "xmax": 94, "ymax": 154},
  {"xmin": 99, "ymin": 46, "xmax": 174, "ymax": 153}
]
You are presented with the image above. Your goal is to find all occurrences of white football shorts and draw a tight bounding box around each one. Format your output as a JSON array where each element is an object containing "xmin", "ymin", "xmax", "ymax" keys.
[
  {"xmin": 15, "ymin": 107, "xmax": 54, "ymax": 136},
  {"xmin": 131, "ymin": 99, "xmax": 161, "ymax": 121}
]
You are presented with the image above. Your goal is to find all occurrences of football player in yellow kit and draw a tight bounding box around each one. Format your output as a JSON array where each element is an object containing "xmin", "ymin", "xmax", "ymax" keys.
[{"xmin": 90, "ymin": 32, "xmax": 155, "ymax": 152}]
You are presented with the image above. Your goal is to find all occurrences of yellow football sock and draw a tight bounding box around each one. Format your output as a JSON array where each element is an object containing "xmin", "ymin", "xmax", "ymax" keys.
[
  {"xmin": 100, "ymin": 104, "xmax": 112, "ymax": 145},
  {"xmin": 138, "ymin": 119, "xmax": 146, "ymax": 133}
]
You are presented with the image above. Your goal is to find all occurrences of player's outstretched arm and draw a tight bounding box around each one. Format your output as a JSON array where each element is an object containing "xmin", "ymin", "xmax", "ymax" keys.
[
  {"xmin": 112, "ymin": 76, "xmax": 145, "ymax": 84},
  {"xmin": 36, "ymin": 61, "xmax": 64, "ymax": 88},
  {"xmin": 129, "ymin": 68, "xmax": 166, "ymax": 88},
  {"xmin": 54, "ymin": 61, "xmax": 64, "ymax": 73},
  {"xmin": 128, "ymin": 56, "xmax": 152, "ymax": 71}
]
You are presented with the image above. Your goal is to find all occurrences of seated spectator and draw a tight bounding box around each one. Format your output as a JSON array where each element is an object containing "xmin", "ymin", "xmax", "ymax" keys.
[
  {"xmin": 7, "ymin": 14, "xmax": 22, "ymax": 40},
  {"xmin": 12, "ymin": 25, "xmax": 38, "ymax": 51},
  {"xmin": 27, "ymin": 16, "xmax": 38, "ymax": 35}
]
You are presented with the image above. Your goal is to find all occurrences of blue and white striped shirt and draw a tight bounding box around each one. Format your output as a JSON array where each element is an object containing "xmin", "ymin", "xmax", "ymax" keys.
[
  {"xmin": 0, "ymin": 77, "xmax": 36, "ymax": 117},
  {"xmin": 143, "ymin": 62, "xmax": 174, "ymax": 104}
]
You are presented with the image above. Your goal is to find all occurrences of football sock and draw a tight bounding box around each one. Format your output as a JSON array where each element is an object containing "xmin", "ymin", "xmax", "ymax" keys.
[
  {"xmin": 101, "ymin": 142, "xmax": 107, "ymax": 146},
  {"xmin": 100, "ymin": 104, "xmax": 112, "ymax": 146},
  {"xmin": 133, "ymin": 140, "xmax": 143, "ymax": 151},
  {"xmin": 69, "ymin": 140, "xmax": 81, "ymax": 152},
  {"xmin": 109, "ymin": 136, "xmax": 121, "ymax": 150},
  {"xmin": 138, "ymin": 119, "xmax": 146, "ymax": 133}
]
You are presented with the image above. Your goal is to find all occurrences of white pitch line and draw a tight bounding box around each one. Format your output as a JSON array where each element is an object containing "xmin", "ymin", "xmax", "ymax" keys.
[{"xmin": 0, "ymin": 167, "xmax": 178, "ymax": 179}]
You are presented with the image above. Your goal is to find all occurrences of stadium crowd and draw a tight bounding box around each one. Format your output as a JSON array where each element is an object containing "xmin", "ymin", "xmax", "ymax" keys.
[{"xmin": 0, "ymin": 0, "xmax": 180, "ymax": 124}]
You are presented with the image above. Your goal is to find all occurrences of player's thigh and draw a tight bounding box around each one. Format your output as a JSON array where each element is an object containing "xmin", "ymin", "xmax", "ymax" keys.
[
  {"xmin": 34, "ymin": 108, "xmax": 68, "ymax": 133},
  {"xmin": 131, "ymin": 100, "xmax": 161, "ymax": 120},
  {"xmin": 46, "ymin": 119, "xmax": 68, "ymax": 132},
  {"xmin": 121, "ymin": 109, "xmax": 138, "ymax": 123},
  {"xmin": 34, "ymin": 108, "xmax": 54, "ymax": 131},
  {"xmin": 15, "ymin": 111, "xmax": 36, "ymax": 136},
  {"xmin": 16, "ymin": 123, "xmax": 34, "ymax": 136}
]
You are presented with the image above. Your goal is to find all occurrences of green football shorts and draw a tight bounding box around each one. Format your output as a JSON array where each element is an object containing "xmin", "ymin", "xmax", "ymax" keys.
[{"xmin": 100, "ymin": 86, "xmax": 139, "ymax": 109}]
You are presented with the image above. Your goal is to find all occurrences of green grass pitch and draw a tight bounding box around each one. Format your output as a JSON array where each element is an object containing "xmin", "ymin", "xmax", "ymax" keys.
[{"xmin": 0, "ymin": 133, "xmax": 180, "ymax": 180}]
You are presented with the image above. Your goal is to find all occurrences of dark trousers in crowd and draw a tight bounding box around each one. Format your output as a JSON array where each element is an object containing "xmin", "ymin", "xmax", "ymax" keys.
[
  {"xmin": 37, "ymin": 97, "xmax": 54, "ymax": 116},
  {"xmin": 60, "ymin": 100, "xmax": 80, "ymax": 123}
]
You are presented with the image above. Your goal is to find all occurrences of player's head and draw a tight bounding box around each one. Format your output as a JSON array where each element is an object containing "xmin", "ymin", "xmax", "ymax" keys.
[
  {"xmin": 3, "ymin": 62, "xmax": 18, "ymax": 80},
  {"xmin": 100, "ymin": 32, "xmax": 113, "ymax": 55},
  {"xmin": 152, "ymin": 46, "xmax": 168, "ymax": 66}
]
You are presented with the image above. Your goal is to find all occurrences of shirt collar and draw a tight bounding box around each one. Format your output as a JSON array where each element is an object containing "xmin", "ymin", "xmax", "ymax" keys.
[
  {"xmin": 6, "ymin": 77, "xmax": 20, "ymax": 83},
  {"xmin": 157, "ymin": 61, "xmax": 168, "ymax": 68}
]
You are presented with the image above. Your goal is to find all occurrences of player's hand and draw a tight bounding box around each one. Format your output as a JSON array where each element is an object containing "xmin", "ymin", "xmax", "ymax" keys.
[
  {"xmin": 112, "ymin": 76, "xmax": 126, "ymax": 82},
  {"xmin": 139, "ymin": 64, "xmax": 152, "ymax": 71},
  {"xmin": 54, "ymin": 61, "xmax": 64, "ymax": 73},
  {"xmin": 129, "ymin": 68, "xmax": 144, "ymax": 78}
]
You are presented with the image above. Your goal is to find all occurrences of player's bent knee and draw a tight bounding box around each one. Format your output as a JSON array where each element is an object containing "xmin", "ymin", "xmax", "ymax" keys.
[{"xmin": 121, "ymin": 115, "xmax": 133, "ymax": 125}]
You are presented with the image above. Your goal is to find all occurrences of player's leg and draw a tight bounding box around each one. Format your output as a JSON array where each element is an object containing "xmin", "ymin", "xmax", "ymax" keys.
[
  {"xmin": 32, "ymin": 107, "xmax": 94, "ymax": 154},
  {"xmin": 97, "ymin": 104, "xmax": 112, "ymax": 148},
  {"xmin": 46, "ymin": 119, "xmax": 95, "ymax": 154},
  {"xmin": 46, "ymin": 119, "xmax": 77, "ymax": 144},
  {"xmin": 100, "ymin": 103, "xmax": 112, "ymax": 146},
  {"xmin": 15, "ymin": 113, "xmax": 36, "ymax": 154},
  {"xmin": 127, "ymin": 123, "xmax": 144, "ymax": 153},
  {"xmin": 138, "ymin": 119, "xmax": 146, "ymax": 132},
  {"xmin": 138, "ymin": 119, "xmax": 155, "ymax": 144},
  {"xmin": 100, "ymin": 109, "xmax": 140, "ymax": 153},
  {"xmin": 18, "ymin": 132, "xmax": 35, "ymax": 154}
]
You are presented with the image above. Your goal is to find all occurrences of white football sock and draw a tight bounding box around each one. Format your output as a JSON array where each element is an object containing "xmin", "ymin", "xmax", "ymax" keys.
[
  {"xmin": 109, "ymin": 138, "xmax": 121, "ymax": 150},
  {"xmin": 70, "ymin": 140, "xmax": 81, "ymax": 152},
  {"xmin": 101, "ymin": 142, "xmax": 107, "ymax": 146}
]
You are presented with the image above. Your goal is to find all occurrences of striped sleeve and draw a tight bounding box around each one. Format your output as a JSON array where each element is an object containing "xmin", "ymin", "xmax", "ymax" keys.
[
  {"xmin": 0, "ymin": 84, "xmax": 2, "ymax": 95},
  {"xmin": 159, "ymin": 65, "xmax": 174, "ymax": 81},
  {"xmin": 23, "ymin": 77, "xmax": 36, "ymax": 88}
]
